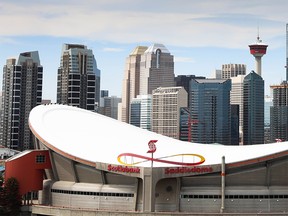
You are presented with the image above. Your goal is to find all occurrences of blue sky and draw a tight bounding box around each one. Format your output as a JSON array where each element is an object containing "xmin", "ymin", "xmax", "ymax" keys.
[{"xmin": 0, "ymin": 0, "xmax": 287, "ymax": 101}]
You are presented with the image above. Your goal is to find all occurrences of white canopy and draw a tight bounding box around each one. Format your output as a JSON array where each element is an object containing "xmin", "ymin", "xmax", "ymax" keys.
[{"xmin": 29, "ymin": 104, "xmax": 288, "ymax": 167}]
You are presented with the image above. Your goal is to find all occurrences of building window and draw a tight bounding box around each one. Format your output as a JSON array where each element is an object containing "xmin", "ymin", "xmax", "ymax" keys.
[{"xmin": 36, "ymin": 155, "xmax": 46, "ymax": 163}]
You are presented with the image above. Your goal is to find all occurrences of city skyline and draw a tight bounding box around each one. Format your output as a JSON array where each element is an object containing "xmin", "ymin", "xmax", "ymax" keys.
[{"xmin": 0, "ymin": 0, "xmax": 288, "ymax": 101}]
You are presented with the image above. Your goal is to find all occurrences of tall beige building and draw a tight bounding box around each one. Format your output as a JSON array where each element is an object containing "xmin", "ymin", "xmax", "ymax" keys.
[
  {"xmin": 221, "ymin": 64, "xmax": 246, "ymax": 79},
  {"xmin": 120, "ymin": 46, "xmax": 148, "ymax": 123},
  {"xmin": 120, "ymin": 43, "xmax": 175, "ymax": 123},
  {"xmin": 140, "ymin": 44, "xmax": 175, "ymax": 95},
  {"xmin": 152, "ymin": 87, "xmax": 187, "ymax": 139}
]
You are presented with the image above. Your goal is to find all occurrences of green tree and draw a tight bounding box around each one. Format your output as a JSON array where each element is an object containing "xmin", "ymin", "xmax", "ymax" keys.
[{"xmin": 0, "ymin": 177, "xmax": 22, "ymax": 216}]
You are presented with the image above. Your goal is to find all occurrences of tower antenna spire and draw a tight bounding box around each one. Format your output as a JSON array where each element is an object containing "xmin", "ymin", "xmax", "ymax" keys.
[{"xmin": 257, "ymin": 25, "xmax": 260, "ymax": 41}]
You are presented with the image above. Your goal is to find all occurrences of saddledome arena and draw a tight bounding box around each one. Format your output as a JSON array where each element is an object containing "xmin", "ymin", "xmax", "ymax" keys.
[{"xmin": 25, "ymin": 104, "xmax": 288, "ymax": 214}]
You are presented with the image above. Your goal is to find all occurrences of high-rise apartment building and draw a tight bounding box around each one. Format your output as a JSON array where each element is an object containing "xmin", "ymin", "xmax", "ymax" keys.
[
  {"xmin": 270, "ymin": 82, "xmax": 288, "ymax": 142},
  {"xmin": 130, "ymin": 95, "xmax": 152, "ymax": 130},
  {"xmin": 152, "ymin": 87, "xmax": 187, "ymax": 139},
  {"xmin": 57, "ymin": 44, "xmax": 100, "ymax": 111},
  {"xmin": 190, "ymin": 79, "xmax": 231, "ymax": 145},
  {"xmin": 120, "ymin": 46, "xmax": 148, "ymax": 123},
  {"xmin": 243, "ymin": 71, "xmax": 264, "ymax": 145},
  {"xmin": 139, "ymin": 44, "xmax": 175, "ymax": 95},
  {"xmin": 1, "ymin": 51, "xmax": 43, "ymax": 150},
  {"xmin": 221, "ymin": 64, "xmax": 246, "ymax": 79}
]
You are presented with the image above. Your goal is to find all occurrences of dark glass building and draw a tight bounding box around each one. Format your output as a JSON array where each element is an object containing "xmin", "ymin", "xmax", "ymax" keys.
[
  {"xmin": 270, "ymin": 81, "xmax": 288, "ymax": 142},
  {"xmin": 179, "ymin": 107, "xmax": 191, "ymax": 142},
  {"xmin": 243, "ymin": 71, "xmax": 264, "ymax": 145},
  {"xmin": 231, "ymin": 104, "xmax": 240, "ymax": 145},
  {"xmin": 175, "ymin": 75, "xmax": 205, "ymax": 106},
  {"xmin": 190, "ymin": 79, "xmax": 231, "ymax": 145},
  {"xmin": 130, "ymin": 100, "xmax": 141, "ymax": 128}
]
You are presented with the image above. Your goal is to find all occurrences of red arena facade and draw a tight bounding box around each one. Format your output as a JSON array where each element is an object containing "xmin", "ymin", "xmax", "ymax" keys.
[{"xmin": 5, "ymin": 104, "xmax": 288, "ymax": 215}]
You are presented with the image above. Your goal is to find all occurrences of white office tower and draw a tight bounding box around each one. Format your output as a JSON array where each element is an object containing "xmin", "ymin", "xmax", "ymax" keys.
[
  {"xmin": 139, "ymin": 44, "xmax": 175, "ymax": 95},
  {"xmin": 130, "ymin": 95, "xmax": 152, "ymax": 130},
  {"xmin": 222, "ymin": 64, "xmax": 246, "ymax": 79},
  {"xmin": 152, "ymin": 87, "xmax": 187, "ymax": 139},
  {"xmin": 230, "ymin": 75, "xmax": 245, "ymax": 144}
]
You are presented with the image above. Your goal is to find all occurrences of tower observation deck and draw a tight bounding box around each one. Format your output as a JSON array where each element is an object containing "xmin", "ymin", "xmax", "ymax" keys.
[{"xmin": 249, "ymin": 36, "xmax": 268, "ymax": 76}]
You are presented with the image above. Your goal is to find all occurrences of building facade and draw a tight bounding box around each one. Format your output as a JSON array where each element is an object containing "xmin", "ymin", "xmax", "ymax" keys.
[
  {"xmin": 152, "ymin": 87, "xmax": 187, "ymax": 139},
  {"xmin": 221, "ymin": 64, "xmax": 246, "ymax": 79},
  {"xmin": 231, "ymin": 104, "xmax": 240, "ymax": 145},
  {"xmin": 179, "ymin": 107, "xmax": 191, "ymax": 142},
  {"xmin": 270, "ymin": 82, "xmax": 288, "ymax": 142},
  {"xmin": 98, "ymin": 96, "xmax": 121, "ymax": 120},
  {"xmin": 243, "ymin": 71, "xmax": 264, "ymax": 145},
  {"xmin": 57, "ymin": 44, "xmax": 100, "ymax": 111},
  {"xmin": 190, "ymin": 79, "xmax": 231, "ymax": 145},
  {"xmin": 1, "ymin": 51, "xmax": 43, "ymax": 150},
  {"xmin": 130, "ymin": 95, "xmax": 152, "ymax": 130},
  {"xmin": 230, "ymin": 75, "xmax": 245, "ymax": 144},
  {"xmin": 139, "ymin": 44, "xmax": 175, "ymax": 95},
  {"xmin": 120, "ymin": 46, "xmax": 148, "ymax": 123},
  {"xmin": 175, "ymin": 75, "xmax": 205, "ymax": 107}
]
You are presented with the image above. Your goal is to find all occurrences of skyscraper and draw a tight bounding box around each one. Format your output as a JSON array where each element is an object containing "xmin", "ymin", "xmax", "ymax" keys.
[
  {"xmin": 57, "ymin": 44, "xmax": 100, "ymax": 111},
  {"xmin": 120, "ymin": 43, "xmax": 175, "ymax": 124},
  {"xmin": 230, "ymin": 75, "xmax": 245, "ymax": 143},
  {"xmin": 152, "ymin": 87, "xmax": 187, "ymax": 139},
  {"xmin": 190, "ymin": 79, "xmax": 231, "ymax": 145},
  {"xmin": 139, "ymin": 44, "xmax": 175, "ymax": 95},
  {"xmin": 120, "ymin": 46, "xmax": 148, "ymax": 123},
  {"xmin": 243, "ymin": 71, "xmax": 264, "ymax": 145},
  {"xmin": 270, "ymin": 82, "xmax": 288, "ymax": 142},
  {"xmin": 221, "ymin": 64, "xmax": 246, "ymax": 79},
  {"xmin": 175, "ymin": 75, "xmax": 205, "ymax": 106},
  {"xmin": 1, "ymin": 51, "xmax": 43, "ymax": 150}
]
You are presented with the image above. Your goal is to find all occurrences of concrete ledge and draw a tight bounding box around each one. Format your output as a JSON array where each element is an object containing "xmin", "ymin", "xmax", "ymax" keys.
[{"xmin": 31, "ymin": 205, "xmax": 288, "ymax": 216}]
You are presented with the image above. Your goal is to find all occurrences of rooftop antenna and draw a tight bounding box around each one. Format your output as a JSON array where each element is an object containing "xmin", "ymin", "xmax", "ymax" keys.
[
  {"xmin": 257, "ymin": 24, "xmax": 262, "ymax": 42},
  {"xmin": 257, "ymin": 25, "xmax": 260, "ymax": 41}
]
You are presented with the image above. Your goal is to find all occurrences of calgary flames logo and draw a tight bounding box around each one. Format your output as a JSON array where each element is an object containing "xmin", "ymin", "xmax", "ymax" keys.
[{"xmin": 147, "ymin": 140, "xmax": 157, "ymax": 153}]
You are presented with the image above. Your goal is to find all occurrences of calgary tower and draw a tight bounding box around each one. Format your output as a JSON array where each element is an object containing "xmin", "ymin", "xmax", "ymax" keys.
[{"xmin": 249, "ymin": 34, "xmax": 268, "ymax": 76}]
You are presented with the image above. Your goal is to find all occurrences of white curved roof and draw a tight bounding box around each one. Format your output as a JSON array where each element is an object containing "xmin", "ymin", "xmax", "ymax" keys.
[
  {"xmin": 29, "ymin": 104, "xmax": 288, "ymax": 168},
  {"xmin": 144, "ymin": 43, "xmax": 170, "ymax": 54}
]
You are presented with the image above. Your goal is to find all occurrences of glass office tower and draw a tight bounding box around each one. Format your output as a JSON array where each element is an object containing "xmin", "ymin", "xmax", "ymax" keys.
[
  {"xmin": 243, "ymin": 71, "xmax": 264, "ymax": 145},
  {"xmin": 190, "ymin": 79, "xmax": 231, "ymax": 145}
]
